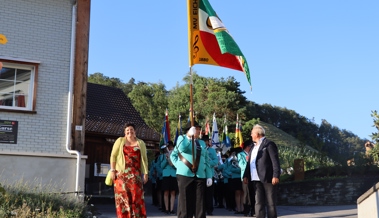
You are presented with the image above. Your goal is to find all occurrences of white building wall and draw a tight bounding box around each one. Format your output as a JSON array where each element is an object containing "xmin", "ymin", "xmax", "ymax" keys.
[
  {"xmin": 1, "ymin": 0, "xmax": 71, "ymax": 154},
  {"xmin": 357, "ymin": 182, "xmax": 379, "ymax": 218},
  {"xmin": 0, "ymin": 153, "xmax": 86, "ymax": 194},
  {"xmin": 0, "ymin": 0, "xmax": 86, "ymax": 193}
]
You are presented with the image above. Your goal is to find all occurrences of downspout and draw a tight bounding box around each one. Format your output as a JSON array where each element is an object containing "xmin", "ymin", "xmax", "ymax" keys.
[{"xmin": 66, "ymin": 0, "xmax": 81, "ymax": 195}]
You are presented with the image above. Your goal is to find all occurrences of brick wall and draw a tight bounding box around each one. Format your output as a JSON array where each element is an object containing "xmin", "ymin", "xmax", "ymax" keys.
[
  {"xmin": 0, "ymin": 0, "xmax": 72, "ymax": 154},
  {"xmin": 278, "ymin": 176, "xmax": 379, "ymax": 205}
]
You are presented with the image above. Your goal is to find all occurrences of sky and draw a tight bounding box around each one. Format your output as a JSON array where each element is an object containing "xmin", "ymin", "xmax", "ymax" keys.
[{"xmin": 88, "ymin": 0, "xmax": 379, "ymax": 140}]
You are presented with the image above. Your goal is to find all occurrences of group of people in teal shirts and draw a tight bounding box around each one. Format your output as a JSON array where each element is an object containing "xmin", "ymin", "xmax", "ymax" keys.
[
  {"xmin": 149, "ymin": 141, "xmax": 178, "ymax": 215},
  {"xmin": 215, "ymin": 142, "xmax": 254, "ymax": 216},
  {"xmin": 149, "ymin": 121, "xmax": 255, "ymax": 217}
]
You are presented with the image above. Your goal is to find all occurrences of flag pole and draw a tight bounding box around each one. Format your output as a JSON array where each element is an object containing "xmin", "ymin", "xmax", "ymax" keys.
[{"xmin": 190, "ymin": 66, "xmax": 195, "ymax": 168}]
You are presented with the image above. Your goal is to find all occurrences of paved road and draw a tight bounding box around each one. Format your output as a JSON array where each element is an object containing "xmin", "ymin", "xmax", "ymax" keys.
[{"xmin": 93, "ymin": 197, "xmax": 357, "ymax": 218}]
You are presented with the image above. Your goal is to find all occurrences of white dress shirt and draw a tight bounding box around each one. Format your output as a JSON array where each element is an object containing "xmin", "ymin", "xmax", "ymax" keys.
[{"xmin": 250, "ymin": 137, "xmax": 265, "ymax": 181}]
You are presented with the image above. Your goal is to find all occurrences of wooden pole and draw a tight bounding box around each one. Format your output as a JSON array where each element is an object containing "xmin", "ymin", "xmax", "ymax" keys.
[
  {"xmin": 190, "ymin": 67, "xmax": 195, "ymax": 169},
  {"xmin": 72, "ymin": 0, "xmax": 90, "ymax": 153}
]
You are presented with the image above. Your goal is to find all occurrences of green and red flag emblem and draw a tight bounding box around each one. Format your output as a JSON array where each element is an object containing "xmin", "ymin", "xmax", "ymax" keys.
[{"xmin": 187, "ymin": 0, "xmax": 251, "ymax": 88}]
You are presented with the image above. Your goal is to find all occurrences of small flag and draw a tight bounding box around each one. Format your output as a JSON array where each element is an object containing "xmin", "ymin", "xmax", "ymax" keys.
[
  {"xmin": 174, "ymin": 114, "xmax": 182, "ymax": 145},
  {"xmin": 165, "ymin": 109, "xmax": 171, "ymax": 141},
  {"xmin": 160, "ymin": 110, "xmax": 170, "ymax": 146},
  {"xmin": 204, "ymin": 118, "xmax": 210, "ymax": 135},
  {"xmin": 234, "ymin": 114, "xmax": 244, "ymax": 148},
  {"xmin": 222, "ymin": 116, "xmax": 231, "ymax": 147},
  {"xmin": 211, "ymin": 113, "xmax": 220, "ymax": 148}
]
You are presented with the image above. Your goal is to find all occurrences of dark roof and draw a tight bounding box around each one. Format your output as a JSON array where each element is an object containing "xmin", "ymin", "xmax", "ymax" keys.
[{"xmin": 86, "ymin": 83, "xmax": 160, "ymax": 141}]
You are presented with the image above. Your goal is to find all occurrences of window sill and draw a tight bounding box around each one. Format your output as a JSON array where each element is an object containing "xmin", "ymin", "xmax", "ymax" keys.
[{"xmin": 0, "ymin": 108, "xmax": 37, "ymax": 114}]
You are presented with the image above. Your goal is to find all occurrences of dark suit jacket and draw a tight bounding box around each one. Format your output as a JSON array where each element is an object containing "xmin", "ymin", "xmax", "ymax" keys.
[{"xmin": 243, "ymin": 138, "xmax": 280, "ymax": 183}]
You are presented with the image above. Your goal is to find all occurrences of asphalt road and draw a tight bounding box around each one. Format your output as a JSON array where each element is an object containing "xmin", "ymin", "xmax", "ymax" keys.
[{"xmin": 92, "ymin": 197, "xmax": 357, "ymax": 218}]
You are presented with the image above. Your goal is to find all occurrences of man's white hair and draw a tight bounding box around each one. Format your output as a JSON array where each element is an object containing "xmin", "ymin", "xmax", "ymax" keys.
[{"xmin": 253, "ymin": 124, "xmax": 265, "ymax": 136}]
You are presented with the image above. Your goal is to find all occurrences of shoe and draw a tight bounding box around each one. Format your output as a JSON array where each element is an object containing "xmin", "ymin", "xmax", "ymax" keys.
[
  {"xmin": 243, "ymin": 208, "xmax": 250, "ymax": 216},
  {"xmin": 170, "ymin": 210, "xmax": 176, "ymax": 215},
  {"xmin": 251, "ymin": 213, "xmax": 256, "ymax": 217},
  {"xmin": 165, "ymin": 210, "xmax": 170, "ymax": 215}
]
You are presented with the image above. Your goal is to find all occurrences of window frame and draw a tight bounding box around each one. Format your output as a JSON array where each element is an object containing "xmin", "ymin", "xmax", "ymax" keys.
[{"xmin": 0, "ymin": 58, "xmax": 39, "ymax": 113}]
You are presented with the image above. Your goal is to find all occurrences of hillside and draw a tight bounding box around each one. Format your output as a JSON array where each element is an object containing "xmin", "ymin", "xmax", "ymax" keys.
[{"xmin": 259, "ymin": 121, "xmax": 318, "ymax": 153}]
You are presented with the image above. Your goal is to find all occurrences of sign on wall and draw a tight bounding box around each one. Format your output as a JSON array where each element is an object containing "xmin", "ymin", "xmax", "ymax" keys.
[{"xmin": 0, "ymin": 120, "xmax": 18, "ymax": 144}]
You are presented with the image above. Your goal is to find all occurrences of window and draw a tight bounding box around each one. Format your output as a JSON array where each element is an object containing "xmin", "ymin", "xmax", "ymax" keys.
[
  {"xmin": 94, "ymin": 163, "xmax": 110, "ymax": 177},
  {"xmin": 0, "ymin": 60, "xmax": 38, "ymax": 111}
]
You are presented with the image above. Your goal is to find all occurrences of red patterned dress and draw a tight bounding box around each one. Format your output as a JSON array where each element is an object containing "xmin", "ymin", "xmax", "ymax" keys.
[{"xmin": 114, "ymin": 145, "xmax": 146, "ymax": 218}]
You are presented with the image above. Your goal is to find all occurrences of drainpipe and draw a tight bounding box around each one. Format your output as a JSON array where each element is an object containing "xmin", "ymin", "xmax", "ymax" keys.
[{"xmin": 66, "ymin": 0, "xmax": 81, "ymax": 195}]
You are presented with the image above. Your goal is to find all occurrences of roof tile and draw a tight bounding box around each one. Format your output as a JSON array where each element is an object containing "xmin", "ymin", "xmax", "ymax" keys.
[{"xmin": 86, "ymin": 83, "xmax": 160, "ymax": 142}]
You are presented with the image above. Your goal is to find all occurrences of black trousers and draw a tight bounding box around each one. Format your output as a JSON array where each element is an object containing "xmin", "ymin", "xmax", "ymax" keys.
[
  {"xmin": 247, "ymin": 181, "xmax": 256, "ymax": 215},
  {"xmin": 226, "ymin": 179, "xmax": 236, "ymax": 210},
  {"xmin": 205, "ymin": 182, "xmax": 214, "ymax": 214},
  {"xmin": 177, "ymin": 175, "xmax": 206, "ymax": 218},
  {"xmin": 252, "ymin": 181, "xmax": 277, "ymax": 218},
  {"xmin": 215, "ymin": 180, "xmax": 225, "ymax": 207},
  {"xmin": 244, "ymin": 182, "xmax": 255, "ymax": 215},
  {"xmin": 151, "ymin": 182, "xmax": 158, "ymax": 206}
]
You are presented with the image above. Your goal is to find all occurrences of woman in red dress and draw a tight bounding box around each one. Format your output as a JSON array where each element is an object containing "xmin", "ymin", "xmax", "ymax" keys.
[{"xmin": 109, "ymin": 123, "xmax": 149, "ymax": 218}]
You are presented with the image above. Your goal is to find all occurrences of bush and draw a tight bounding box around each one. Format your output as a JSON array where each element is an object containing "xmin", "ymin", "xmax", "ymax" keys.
[{"xmin": 0, "ymin": 179, "xmax": 92, "ymax": 218}]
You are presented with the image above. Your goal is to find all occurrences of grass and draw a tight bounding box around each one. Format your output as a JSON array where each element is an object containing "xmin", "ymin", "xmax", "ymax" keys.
[
  {"xmin": 258, "ymin": 121, "xmax": 317, "ymax": 152},
  {"xmin": 0, "ymin": 178, "xmax": 93, "ymax": 218}
]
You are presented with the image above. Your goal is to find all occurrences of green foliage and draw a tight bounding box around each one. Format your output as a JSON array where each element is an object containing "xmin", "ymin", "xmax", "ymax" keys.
[
  {"xmin": 252, "ymin": 103, "xmax": 366, "ymax": 164},
  {"xmin": 367, "ymin": 110, "xmax": 379, "ymax": 163},
  {"xmin": 147, "ymin": 148, "xmax": 159, "ymax": 170},
  {"xmin": 0, "ymin": 180, "xmax": 90, "ymax": 218},
  {"xmin": 128, "ymin": 82, "xmax": 169, "ymax": 133},
  {"xmin": 88, "ymin": 72, "xmax": 134, "ymax": 95},
  {"xmin": 256, "ymin": 121, "xmax": 336, "ymax": 173},
  {"xmin": 370, "ymin": 110, "xmax": 379, "ymax": 144},
  {"xmin": 89, "ymin": 71, "xmax": 369, "ymax": 167},
  {"xmin": 259, "ymin": 122, "xmax": 317, "ymax": 152},
  {"xmin": 279, "ymin": 145, "xmax": 335, "ymax": 173},
  {"xmin": 368, "ymin": 144, "xmax": 379, "ymax": 163},
  {"xmin": 240, "ymin": 118, "xmax": 260, "ymax": 142},
  {"xmin": 167, "ymin": 72, "xmax": 249, "ymax": 138}
]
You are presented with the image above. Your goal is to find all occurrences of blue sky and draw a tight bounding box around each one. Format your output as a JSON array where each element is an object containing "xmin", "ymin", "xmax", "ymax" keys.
[{"xmin": 88, "ymin": 0, "xmax": 379, "ymax": 140}]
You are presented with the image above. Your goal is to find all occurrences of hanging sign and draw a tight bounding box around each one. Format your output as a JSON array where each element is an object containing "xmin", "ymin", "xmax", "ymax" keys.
[{"xmin": 0, "ymin": 120, "xmax": 18, "ymax": 144}]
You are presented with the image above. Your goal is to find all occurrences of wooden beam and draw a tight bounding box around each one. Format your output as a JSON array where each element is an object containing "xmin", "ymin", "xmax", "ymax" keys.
[{"xmin": 72, "ymin": 0, "xmax": 90, "ymax": 153}]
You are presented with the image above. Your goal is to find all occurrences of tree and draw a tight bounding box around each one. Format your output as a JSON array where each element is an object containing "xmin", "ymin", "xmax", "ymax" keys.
[
  {"xmin": 371, "ymin": 110, "xmax": 379, "ymax": 145},
  {"xmin": 368, "ymin": 110, "xmax": 379, "ymax": 163},
  {"xmin": 87, "ymin": 72, "xmax": 367, "ymax": 166},
  {"xmin": 241, "ymin": 118, "xmax": 260, "ymax": 141},
  {"xmin": 167, "ymin": 72, "xmax": 249, "ymax": 137},
  {"xmin": 88, "ymin": 73, "xmax": 135, "ymax": 95},
  {"xmin": 128, "ymin": 82, "xmax": 169, "ymax": 133}
]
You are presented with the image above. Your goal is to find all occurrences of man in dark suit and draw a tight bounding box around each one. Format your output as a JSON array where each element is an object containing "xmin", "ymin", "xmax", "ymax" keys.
[{"xmin": 243, "ymin": 124, "xmax": 280, "ymax": 218}]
